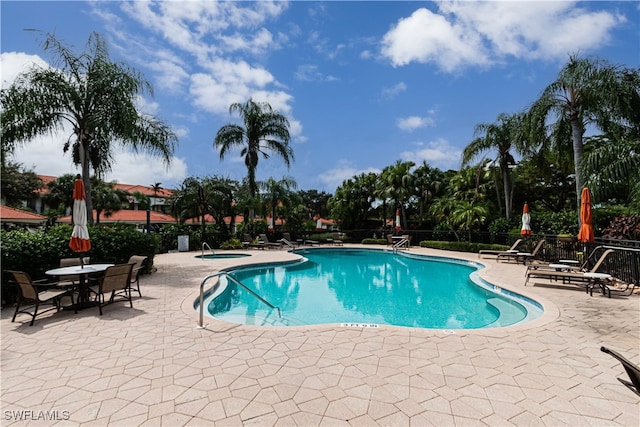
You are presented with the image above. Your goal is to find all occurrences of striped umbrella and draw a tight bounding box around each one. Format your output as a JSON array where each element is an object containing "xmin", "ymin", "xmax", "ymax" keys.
[
  {"xmin": 69, "ymin": 175, "xmax": 91, "ymax": 257},
  {"xmin": 520, "ymin": 202, "xmax": 532, "ymax": 236}
]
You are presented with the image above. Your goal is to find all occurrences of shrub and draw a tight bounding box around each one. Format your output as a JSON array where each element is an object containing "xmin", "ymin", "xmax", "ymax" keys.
[
  {"xmin": 361, "ymin": 238, "xmax": 388, "ymax": 245},
  {"xmin": 419, "ymin": 240, "xmax": 509, "ymax": 253},
  {"xmin": 220, "ymin": 238, "xmax": 244, "ymax": 250}
]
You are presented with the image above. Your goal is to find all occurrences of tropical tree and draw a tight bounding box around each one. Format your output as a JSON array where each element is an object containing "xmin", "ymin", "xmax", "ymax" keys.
[
  {"xmin": 0, "ymin": 162, "xmax": 44, "ymax": 208},
  {"xmin": 450, "ymin": 200, "xmax": 490, "ymax": 242},
  {"xmin": 1, "ymin": 31, "xmax": 177, "ymax": 224},
  {"xmin": 412, "ymin": 161, "xmax": 444, "ymax": 226},
  {"xmin": 462, "ymin": 112, "xmax": 527, "ymax": 220},
  {"xmin": 260, "ymin": 176, "xmax": 297, "ymax": 228},
  {"xmin": 380, "ymin": 160, "xmax": 415, "ymax": 229},
  {"xmin": 214, "ymin": 98, "xmax": 293, "ymax": 199},
  {"xmin": 528, "ymin": 54, "xmax": 640, "ymax": 210},
  {"xmin": 91, "ymin": 179, "xmax": 129, "ymax": 224},
  {"xmin": 329, "ymin": 173, "xmax": 377, "ymax": 230},
  {"xmin": 43, "ymin": 173, "xmax": 76, "ymax": 216}
]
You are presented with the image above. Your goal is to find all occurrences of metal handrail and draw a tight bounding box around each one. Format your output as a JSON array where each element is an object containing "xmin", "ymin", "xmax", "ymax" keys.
[
  {"xmin": 201, "ymin": 242, "xmax": 214, "ymax": 258},
  {"xmin": 198, "ymin": 271, "xmax": 281, "ymax": 328}
]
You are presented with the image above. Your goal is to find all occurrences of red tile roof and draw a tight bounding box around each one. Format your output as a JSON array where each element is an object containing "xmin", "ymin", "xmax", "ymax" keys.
[
  {"xmin": 58, "ymin": 210, "xmax": 177, "ymax": 225},
  {"xmin": 36, "ymin": 175, "xmax": 175, "ymax": 198},
  {"xmin": 0, "ymin": 205, "xmax": 47, "ymax": 224}
]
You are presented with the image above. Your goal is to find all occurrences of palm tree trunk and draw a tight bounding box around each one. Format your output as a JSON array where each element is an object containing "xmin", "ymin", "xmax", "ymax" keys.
[
  {"xmin": 501, "ymin": 165, "xmax": 513, "ymax": 220},
  {"xmin": 80, "ymin": 139, "xmax": 94, "ymax": 226},
  {"xmin": 571, "ymin": 118, "xmax": 584, "ymax": 212}
]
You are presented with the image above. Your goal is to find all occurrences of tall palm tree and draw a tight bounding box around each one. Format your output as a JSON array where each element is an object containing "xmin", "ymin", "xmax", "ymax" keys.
[
  {"xmin": 214, "ymin": 98, "xmax": 293, "ymax": 199},
  {"xmin": 462, "ymin": 112, "xmax": 527, "ymax": 220},
  {"xmin": 528, "ymin": 54, "xmax": 640, "ymax": 210},
  {"xmin": 1, "ymin": 32, "xmax": 177, "ymax": 224}
]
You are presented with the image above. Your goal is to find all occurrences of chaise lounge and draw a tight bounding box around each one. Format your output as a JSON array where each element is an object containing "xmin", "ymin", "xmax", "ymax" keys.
[
  {"xmin": 601, "ymin": 346, "xmax": 640, "ymax": 397},
  {"xmin": 478, "ymin": 239, "xmax": 523, "ymax": 258}
]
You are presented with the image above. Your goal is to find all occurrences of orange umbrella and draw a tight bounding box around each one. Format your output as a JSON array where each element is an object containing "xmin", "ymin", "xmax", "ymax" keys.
[
  {"xmin": 395, "ymin": 209, "xmax": 401, "ymax": 230},
  {"xmin": 577, "ymin": 187, "xmax": 594, "ymax": 243},
  {"xmin": 520, "ymin": 202, "xmax": 532, "ymax": 236},
  {"xmin": 316, "ymin": 218, "xmax": 323, "ymax": 232},
  {"xmin": 69, "ymin": 175, "xmax": 91, "ymax": 254}
]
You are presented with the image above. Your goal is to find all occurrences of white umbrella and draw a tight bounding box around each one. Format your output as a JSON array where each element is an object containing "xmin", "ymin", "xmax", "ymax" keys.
[{"xmin": 69, "ymin": 175, "xmax": 91, "ymax": 264}]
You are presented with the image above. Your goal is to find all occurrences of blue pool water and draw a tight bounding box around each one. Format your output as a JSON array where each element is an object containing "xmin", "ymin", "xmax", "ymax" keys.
[{"xmin": 205, "ymin": 248, "xmax": 542, "ymax": 329}]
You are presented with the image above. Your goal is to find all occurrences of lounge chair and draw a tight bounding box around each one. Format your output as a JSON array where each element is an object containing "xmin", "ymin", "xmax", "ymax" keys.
[
  {"xmin": 524, "ymin": 249, "xmax": 614, "ymax": 294},
  {"xmin": 7, "ymin": 270, "xmax": 74, "ymax": 326},
  {"xmin": 89, "ymin": 263, "xmax": 134, "ymax": 315},
  {"xmin": 127, "ymin": 255, "xmax": 148, "ymax": 297},
  {"xmin": 478, "ymin": 239, "xmax": 523, "ymax": 258},
  {"xmin": 331, "ymin": 232, "xmax": 344, "ymax": 246},
  {"xmin": 243, "ymin": 234, "xmax": 264, "ymax": 249},
  {"xmin": 601, "ymin": 346, "xmax": 640, "ymax": 397},
  {"xmin": 498, "ymin": 239, "xmax": 545, "ymax": 264},
  {"xmin": 259, "ymin": 234, "xmax": 282, "ymax": 250}
]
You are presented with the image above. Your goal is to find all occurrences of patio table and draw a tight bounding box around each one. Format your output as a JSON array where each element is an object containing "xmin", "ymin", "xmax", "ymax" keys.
[{"xmin": 46, "ymin": 263, "xmax": 114, "ymax": 310}]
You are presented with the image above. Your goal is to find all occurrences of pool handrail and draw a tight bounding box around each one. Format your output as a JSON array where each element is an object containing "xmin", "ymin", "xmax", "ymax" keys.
[
  {"xmin": 198, "ymin": 271, "xmax": 281, "ymax": 328},
  {"xmin": 201, "ymin": 242, "xmax": 214, "ymax": 259}
]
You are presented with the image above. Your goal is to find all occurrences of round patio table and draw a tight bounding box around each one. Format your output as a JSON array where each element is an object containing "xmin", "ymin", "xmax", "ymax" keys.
[{"xmin": 46, "ymin": 264, "xmax": 114, "ymax": 310}]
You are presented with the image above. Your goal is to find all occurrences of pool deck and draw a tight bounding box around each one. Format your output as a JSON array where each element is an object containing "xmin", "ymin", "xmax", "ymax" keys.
[{"xmin": 1, "ymin": 245, "xmax": 638, "ymax": 426}]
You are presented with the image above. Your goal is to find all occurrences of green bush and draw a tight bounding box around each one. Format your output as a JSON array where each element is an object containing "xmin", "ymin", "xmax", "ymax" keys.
[
  {"xmin": 419, "ymin": 240, "xmax": 509, "ymax": 253},
  {"xmin": 220, "ymin": 238, "xmax": 243, "ymax": 250},
  {"xmin": 361, "ymin": 238, "xmax": 388, "ymax": 245}
]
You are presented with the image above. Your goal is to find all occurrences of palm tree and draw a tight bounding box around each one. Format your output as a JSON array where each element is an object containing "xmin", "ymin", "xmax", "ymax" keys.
[
  {"xmin": 214, "ymin": 98, "xmax": 293, "ymax": 199},
  {"xmin": 260, "ymin": 176, "xmax": 297, "ymax": 229},
  {"xmin": 380, "ymin": 160, "xmax": 414, "ymax": 229},
  {"xmin": 1, "ymin": 32, "xmax": 177, "ymax": 224},
  {"xmin": 412, "ymin": 161, "xmax": 444, "ymax": 226},
  {"xmin": 462, "ymin": 112, "xmax": 527, "ymax": 220},
  {"xmin": 528, "ymin": 54, "xmax": 640, "ymax": 210},
  {"xmin": 150, "ymin": 182, "xmax": 162, "ymax": 212}
]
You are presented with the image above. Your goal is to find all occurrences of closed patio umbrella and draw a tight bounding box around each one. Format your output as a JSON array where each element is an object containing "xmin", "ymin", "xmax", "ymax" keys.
[
  {"xmin": 316, "ymin": 218, "xmax": 323, "ymax": 232},
  {"xmin": 577, "ymin": 187, "xmax": 594, "ymax": 243},
  {"xmin": 395, "ymin": 209, "xmax": 401, "ymax": 230},
  {"xmin": 268, "ymin": 213, "xmax": 274, "ymax": 232},
  {"xmin": 69, "ymin": 175, "xmax": 91, "ymax": 263},
  {"xmin": 520, "ymin": 202, "xmax": 532, "ymax": 236}
]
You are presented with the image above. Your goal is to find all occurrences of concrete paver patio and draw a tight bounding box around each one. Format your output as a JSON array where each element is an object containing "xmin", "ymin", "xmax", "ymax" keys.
[{"xmin": 1, "ymin": 246, "xmax": 638, "ymax": 426}]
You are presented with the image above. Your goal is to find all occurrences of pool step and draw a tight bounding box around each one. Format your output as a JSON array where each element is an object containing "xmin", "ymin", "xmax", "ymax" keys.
[{"xmin": 486, "ymin": 298, "xmax": 526, "ymax": 327}]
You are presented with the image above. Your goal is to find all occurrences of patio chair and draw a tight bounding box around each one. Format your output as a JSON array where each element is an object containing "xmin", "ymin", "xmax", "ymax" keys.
[
  {"xmin": 524, "ymin": 249, "xmax": 614, "ymax": 293},
  {"xmin": 127, "ymin": 255, "xmax": 147, "ymax": 298},
  {"xmin": 259, "ymin": 233, "xmax": 282, "ymax": 249},
  {"xmin": 498, "ymin": 239, "xmax": 545, "ymax": 264},
  {"xmin": 601, "ymin": 346, "xmax": 640, "ymax": 397},
  {"xmin": 89, "ymin": 263, "xmax": 134, "ymax": 315},
  {"xmin": 331, "ymin": 232, "xmax": 344, "ymax": 246},
  {"xmin": 56, "ymin": 257, "xmax": 91, "ymax": 287},
  {"xmin": 478, "ymin": 239, "xmax": 523, "ymax": 258},
  {"xmin": 6, "ymin": 270, "xmax": 74, "ymax": 326}
]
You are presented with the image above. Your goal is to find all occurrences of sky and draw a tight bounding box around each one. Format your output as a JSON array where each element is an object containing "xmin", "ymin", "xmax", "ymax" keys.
[{"xmin": 1, "ymin": 1, "xmax": 638, "ymax": 194}]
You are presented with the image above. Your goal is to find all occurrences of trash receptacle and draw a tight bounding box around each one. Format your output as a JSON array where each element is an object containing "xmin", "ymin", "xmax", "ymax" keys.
[{"xmin": 178, "ymin": 235, "xmax": 189, "ymax": 252}]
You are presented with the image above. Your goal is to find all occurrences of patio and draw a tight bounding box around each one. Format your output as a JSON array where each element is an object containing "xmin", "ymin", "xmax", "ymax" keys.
[{"xmin": 1, "ymin": 246, "xmax": 638, "ymax": 426}]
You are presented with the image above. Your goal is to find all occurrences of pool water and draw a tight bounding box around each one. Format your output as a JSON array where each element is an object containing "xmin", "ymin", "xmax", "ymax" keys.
[{"xmin": 205, "ymin": 248, "xmax": 542, "ymax": 329}]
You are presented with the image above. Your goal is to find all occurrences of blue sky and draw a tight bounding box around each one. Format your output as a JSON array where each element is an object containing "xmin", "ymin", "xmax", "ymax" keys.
[{"xmin": 2, "ymin": 1, "xmax": 638, "ymax": 193}]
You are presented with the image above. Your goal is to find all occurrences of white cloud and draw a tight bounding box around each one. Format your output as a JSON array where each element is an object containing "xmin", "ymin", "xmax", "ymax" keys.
[
  {"xmin": 294, "ymin": 64, "xmax": 338, "ymax": 82},
  {"xmin": 318, "ymin": 160, "xmax": 381, "ymax": 191},
  {"xmin": 382, "ymin": 82, "xmax": 407, "ymax": 99},
  {"xmin": 0, "ymin": 52, "xmax": 48, "ymax": 88},
  {"xmin": 380, "ymin": 2, "xmax": 625, "ymax": 71},
  {"xmin": 397, "ymin": 115, "xmax": 436, "ymax": 131},
  {"xmin": 400, "ymin": 138, "xmax": 462, "ymax": 171}
]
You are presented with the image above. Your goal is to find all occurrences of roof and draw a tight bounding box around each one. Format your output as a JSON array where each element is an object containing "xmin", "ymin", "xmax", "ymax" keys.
[
  {"xmin": 36, "ymin": 175, "xmax": 175, "ymax": 198},
  {"xmin": 0, "ymin": 205, "xmax": 48, "ymax": 224},
  {"xmin": 58, "ymin": 210, "xmax": 177, "ymax": 225}
]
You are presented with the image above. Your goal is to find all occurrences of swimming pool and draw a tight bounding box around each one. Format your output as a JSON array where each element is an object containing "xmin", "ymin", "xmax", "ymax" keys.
[{"xmin": 203, "ymin": 248, "xmax": 542, "ymax": 329}]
